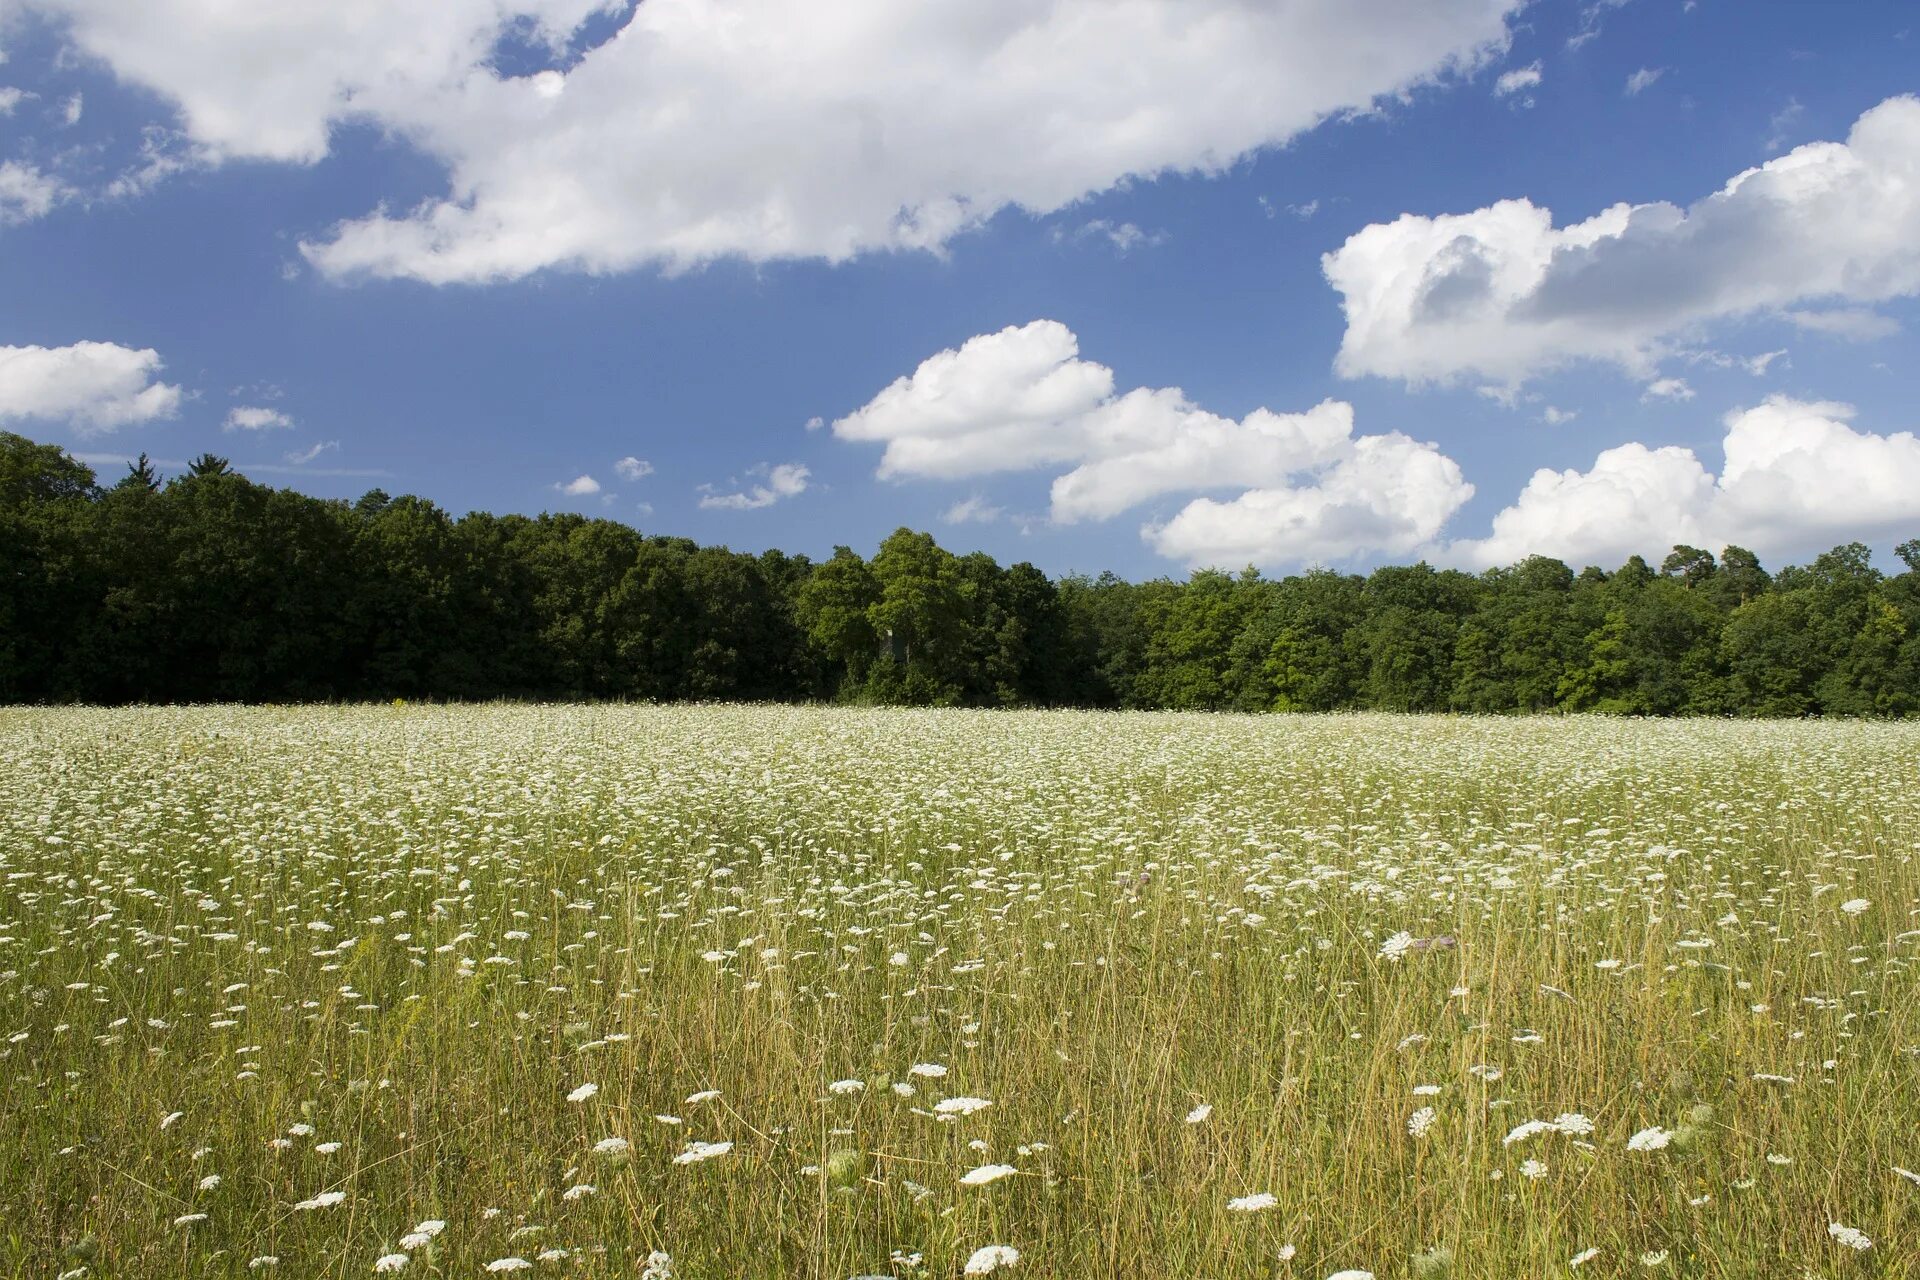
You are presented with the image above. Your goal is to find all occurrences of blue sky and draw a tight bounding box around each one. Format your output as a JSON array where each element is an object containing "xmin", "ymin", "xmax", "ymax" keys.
[{"xmin": 1, "ymin": 0, "xmax": 1917, "ymax": 578}]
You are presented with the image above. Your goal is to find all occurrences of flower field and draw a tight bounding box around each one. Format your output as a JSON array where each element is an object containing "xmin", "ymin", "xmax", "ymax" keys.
[{"xmin": 3, "ymin": 705, "xmax": 1918, "ymax": 1278}]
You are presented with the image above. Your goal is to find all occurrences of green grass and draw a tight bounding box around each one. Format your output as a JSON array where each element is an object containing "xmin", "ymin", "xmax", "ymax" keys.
[{"xmin": 2, "ymin": 705, "xmax": 1917, "ymax": 1279}]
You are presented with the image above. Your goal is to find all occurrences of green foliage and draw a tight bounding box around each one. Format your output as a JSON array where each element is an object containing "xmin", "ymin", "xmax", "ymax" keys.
[{"xmin": 2, "ymin": 429, "xmax": 1919, "ymax": 714}]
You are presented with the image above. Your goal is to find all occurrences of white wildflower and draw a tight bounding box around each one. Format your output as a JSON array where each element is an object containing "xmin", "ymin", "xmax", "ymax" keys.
[
  {"xmin": 672, "ymin": 1140, "xmax": 733, "ymax": 1165},
  {"xmin": 1626, "ymin": 1127, "xmax": 1672, "ymax": 1152},
  {"xmin": 963, "ymin": 1245, "xmax": 1020, "ymax": 1275},
  {"xmin": 959, "ymin": 1164, "xmax": 1017, "ymax": 1187},
  {"xmin": 1828, "ymin": 1223, "xmax": 1872, "ymax": 1251},
  {"xmin": 293, "ymin": 1190, "xmax": 346, "ymax": 1210}
]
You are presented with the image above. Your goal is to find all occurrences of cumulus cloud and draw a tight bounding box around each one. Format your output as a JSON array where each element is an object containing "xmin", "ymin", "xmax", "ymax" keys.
[
  {"xmin": 614, "ymin": 456, "xmax": 653, "ymax": 481},
  {"xmin": 698, "ymin": 462, "xmax": 810, "ymax": 511},
  {"xmin": 1324, "ymin": 95, "xmax": 1920, "ymax": 387},
  {"xmin": 19, "ymin": 0, "xmax": 1520, "ymax": 282},
  {"xmin": 1147, "ymin": 432, "xmax": 1475, "ymax": 567},
  {"xmin": 0, "ymin": 341, "xmax": 183, "ymax": 432},
  {"xmin": 224, "ymin": 405, "xmax": 294, "ymax": 431},
  {"xmin": 1641, "ymin": 377, "xmax": 1693, "ymax": 401},
  {"xmin": 834, "ymin": 320, "xmax": 1473, "ymax": 568},
  {"xmin": 833, "ymin": 321, "xmax": 1113, "ymax": 480},
  {"xmin": 554, "ymin": 473, "xmax": 601, "ymax": 496},
  {"xmin": 1449, "ymin": 395, "xmax": 1920, "ymax": 569}
]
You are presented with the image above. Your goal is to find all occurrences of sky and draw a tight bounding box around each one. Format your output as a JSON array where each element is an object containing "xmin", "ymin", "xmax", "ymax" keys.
[{"xmin": 0, "ymin": 0, "xmax": 1917, "ymax": 580}]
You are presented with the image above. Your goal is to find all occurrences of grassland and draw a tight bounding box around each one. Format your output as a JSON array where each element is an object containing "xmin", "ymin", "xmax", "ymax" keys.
[{"xmin": 3, "ymin": 705, "xmax": 1918, "ymax": 1279}]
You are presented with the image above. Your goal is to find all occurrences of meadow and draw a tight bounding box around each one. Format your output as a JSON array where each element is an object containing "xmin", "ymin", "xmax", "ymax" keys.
[{"xmin": 3, "ymin": 705, "xmax": 1917, "ymax": 1279}]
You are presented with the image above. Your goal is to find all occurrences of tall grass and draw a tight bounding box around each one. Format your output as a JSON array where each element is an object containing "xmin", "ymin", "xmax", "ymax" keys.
[{"xmin": 2, "ymin": 706, "xmax": 1916, "ymax": 1278}]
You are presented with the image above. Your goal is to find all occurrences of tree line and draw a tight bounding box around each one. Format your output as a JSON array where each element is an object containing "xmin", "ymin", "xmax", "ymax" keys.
[{"xmin": 4, "ymin": 431, "xmax": 1919, "ymax": 714}]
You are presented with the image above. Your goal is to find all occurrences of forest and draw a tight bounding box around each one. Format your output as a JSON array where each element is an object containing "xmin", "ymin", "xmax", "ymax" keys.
[{"xmin": 4, "ymin": 431, "xmax": 1919, "ymax": 715}]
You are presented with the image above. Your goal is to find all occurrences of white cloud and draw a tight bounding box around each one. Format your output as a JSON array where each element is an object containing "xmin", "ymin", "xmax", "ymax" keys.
[
  {"xmin": 1541, "ymin": 405, "xmax": 1577, "ymax": 425},
  {"xmin": 224, "ymin": 405, "xmax": 294, "ymax": 431},
  {"xmin": 1623, "ymin": 67, "xmax": 1664, "ymax": 96},
  {"xmin": 698, "ymin": 462, "xmax": 810, "ymax": 510},
  {"xmin": 1049, "ymin": 393, "xmax": 1363, "ymax": 523},
  {"xmin": 614, "ymin": 455, "xmax": 653, "ymax": 481},
  {"xmin": 60, "ymin": 91, "xmax": 82, "ymax": 125},
  {"xmin": 0, "ymin": 87, "xmax": 25, "ymax": 114},
  {"xmin": 1324, "ymin": 95, "xmax": 1920, "ymax": 387},
  {"xmin": 0, "ymin": 159, "xmax": 69, "ymax": 224},
  {"xmin": 833, "ymin": 321, "xmax": 1114, "ymax": 480},
  {"xmin": 1766, "ymin": 98, "xmax": 1805, "ymax": 152},
  {"xmin": 1566, "ymin": 0, "xmax": 1632, "ymax": 51},
  {"xmin": 834, "ymin": 320, "xmax": 1473, "ymax": 568},
  {"xmin": 942, "ymin": 495, "xmax": 1003, "ymax": 525},
  {"xmin": 1783, "ymin": 307, "xmax": 1901, "ymax": 341},
  {"xmin": 1493, "ymin": 62, "xmax": 1540, "ymax": 98},
  {"xmin": 1058, "ymin": 219, "xmax": 1165, "ymax": 253},
  {"xmin": 1642, "ymin": 377, "xmax": 1693, "ymax": 401},
  {"xmin": 19, "ymin": 0, "xmax": 1520, "ymax": 282},
  {"xmin": 285, "ymin": 440, "xmax": 338, "ymax": 464},
  {"xmin": 1147, "ymin": 431, "xmax": 1474, "ymax": 568},
  {"xmin": 0, "ymin": 340, "xmax": 183, "ymax": 432},
  {"xmin": 555, "ymin": 473, "xmax": 601, "ymax": 496},
  {"xmin": 1449, "ymin": 395, "xmax": 1920, "ymax": 568}
]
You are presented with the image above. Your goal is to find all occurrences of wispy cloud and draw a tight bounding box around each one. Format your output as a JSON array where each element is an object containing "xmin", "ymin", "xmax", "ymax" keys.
[
  {"xmin": 1624, "ymin": 67, "xmax": 1665, "ymax": 96},
  {"xmin": 698, "ymin": 462, "xmax": 810, "ymax": 510}
]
